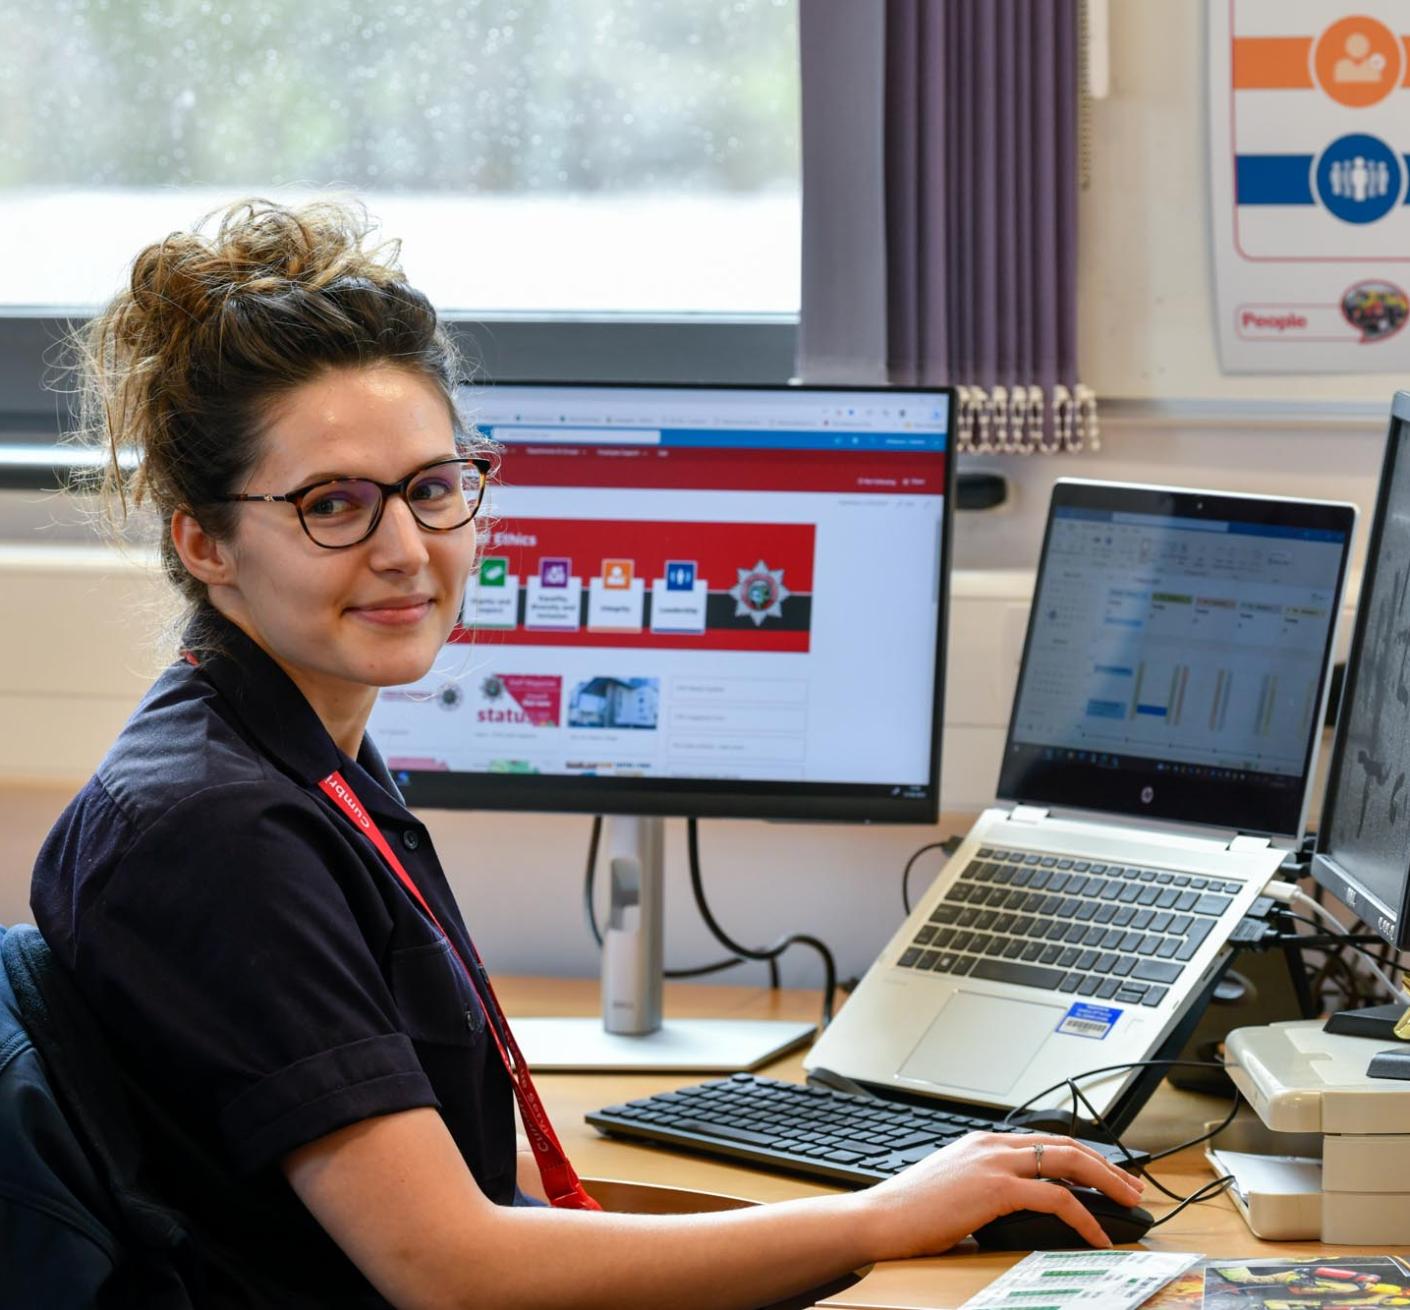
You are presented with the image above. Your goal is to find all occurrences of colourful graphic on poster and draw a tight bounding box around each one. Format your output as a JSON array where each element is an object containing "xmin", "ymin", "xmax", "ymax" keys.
[
  {"xmin": 1209, "ymin": 0, "xmax": 1410, "ymax": 370},
  {"xmin": 1200, "ymin": 1256, "xmax": 1410, "ymax": 1309}
]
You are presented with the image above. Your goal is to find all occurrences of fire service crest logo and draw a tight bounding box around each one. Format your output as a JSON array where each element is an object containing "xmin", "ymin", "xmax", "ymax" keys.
[{"xmin": 728, "ymin": 559, "xmax": 790, "ymax": 625}]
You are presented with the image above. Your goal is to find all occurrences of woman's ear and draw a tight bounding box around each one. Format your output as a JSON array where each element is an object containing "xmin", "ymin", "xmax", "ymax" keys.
[{"xmin": 170, "ymin": 508, "xmax": 235, "ymax": 587}]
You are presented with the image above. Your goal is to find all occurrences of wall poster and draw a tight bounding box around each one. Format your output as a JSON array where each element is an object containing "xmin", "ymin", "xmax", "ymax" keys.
[{"xmin": 1209, "ymin": 0, "xmax": 1410, "ymax": 372}]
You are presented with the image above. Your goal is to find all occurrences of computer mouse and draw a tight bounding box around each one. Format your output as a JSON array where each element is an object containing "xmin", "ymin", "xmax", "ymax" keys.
[{"xmin": 971, "ymin": 1184, "xmax": 1155, "ymax": 1251}]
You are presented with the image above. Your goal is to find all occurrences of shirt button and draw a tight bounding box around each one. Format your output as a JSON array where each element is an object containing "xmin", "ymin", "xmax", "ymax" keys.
[{"xmin": 401, "ymin": 828, "xmax": 421, "ymax": 851}]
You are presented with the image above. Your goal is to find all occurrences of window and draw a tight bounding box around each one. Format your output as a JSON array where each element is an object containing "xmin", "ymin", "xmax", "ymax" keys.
[{"xmin": 0, "ymin": 0, "xmax": 799, "ymax": 314}]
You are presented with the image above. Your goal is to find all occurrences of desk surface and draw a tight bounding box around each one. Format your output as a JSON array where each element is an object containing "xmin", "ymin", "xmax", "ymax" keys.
[{"xmin": 501, "ymin": 975, "xmax": 1408, "ymax": 1310}]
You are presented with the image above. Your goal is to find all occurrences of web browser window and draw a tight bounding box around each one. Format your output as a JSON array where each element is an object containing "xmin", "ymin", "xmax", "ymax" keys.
[{"xmin": 368, "ymin": 386, "xmax": 949, "ymax": 792}]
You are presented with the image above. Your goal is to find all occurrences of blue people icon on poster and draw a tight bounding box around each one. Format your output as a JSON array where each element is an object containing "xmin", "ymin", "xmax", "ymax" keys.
[{"xmin": 1315, "ymin": 132, "xmax": 1405, "ymax": 224}]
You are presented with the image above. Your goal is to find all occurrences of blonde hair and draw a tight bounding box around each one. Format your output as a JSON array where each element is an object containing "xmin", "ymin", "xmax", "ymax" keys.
[{"xmin": 70, "ymin": 198, "xmax": 467, "ymax": 643}]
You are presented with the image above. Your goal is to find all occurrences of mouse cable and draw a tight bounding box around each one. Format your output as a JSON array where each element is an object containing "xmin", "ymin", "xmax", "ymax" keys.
[
  {"xmin": 1145, "ymin": 1172, "xmax": 1237, "ymax": 1226},
  {"xmin": 1002, "ymin": 1057, "xmax": 1245, "ymax": 1203},
  {"xmin": 687, "ymin": 818, "xmax": 839, "ymax": 1029},
  {"xmin": 901, "ymin": 835, "xmax": 964, "ymax": 916},
  {"xmin": 581, "ymin": 815, "xmax": 753, "ymax": 982}
]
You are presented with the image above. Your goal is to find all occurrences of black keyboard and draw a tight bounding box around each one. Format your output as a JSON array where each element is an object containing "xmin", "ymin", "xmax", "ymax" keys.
[
  {"xmin": 588, "ymin": 1073, "xmax": 1146, "ymax": 1188},
  {"xmin": 900, "ymin": 846, "xmax": 1245, "ymax": 1008}
]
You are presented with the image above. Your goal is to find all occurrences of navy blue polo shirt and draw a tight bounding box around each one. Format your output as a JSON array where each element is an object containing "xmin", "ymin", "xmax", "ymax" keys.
[{"xmin": 31, "ymin": 606, "xmax": 518, "ymax": 1305}]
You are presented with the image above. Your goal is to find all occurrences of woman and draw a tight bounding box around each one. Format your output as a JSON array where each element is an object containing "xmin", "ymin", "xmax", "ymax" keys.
[{"xmin": 31, "ymin": 200, "xmax": 1144, "ymax": 1308}]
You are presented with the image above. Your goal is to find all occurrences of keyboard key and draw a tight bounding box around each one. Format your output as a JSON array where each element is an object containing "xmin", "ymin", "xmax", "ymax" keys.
[
  {"xmin": 931, "ymin": 952, "xmax": 960, "ymax": 973},
  {"xmin": 917, "ymin": 950, "xmax": 940, "ymax": 969},
  {"xmin": 1119, "ymin": 884, "xmax": 1142, "ymax": 904},
  {"xmin": 1094, "ymin": 903, "xmax": 1118, "ymax": 924},
  {"xmin": 1040, "ymin": 856, "xmax": 1058, "ymax": 867},
  {"xmin": 922, "ymin": 926, "xmax": 945, "ymax": 946},
  {"xmin": 930, "ymin": 905, "xmax": 959, "ymax": 925},
  {"xmin": 972, "ymin": 911, "xmax": 997, "ymax": 931},
  {"xmin": 1003, "ymin": 939, "xmax": 1027, "ymax": 959},
  {"xmin": 1156, "ymin": 888, "xmax": 1180, "ymax": 909},
  {"xmin": 1011, "ymin": 868, "xmax": 1034, "ymax": 887},
  {"xmin": 1087, "ymin": 863, "xmax": 1106, "ymax": 874},
  {"xmin": 1059, "ymin": 974, "xmax": 1082, "ymax": 992},
  {"xmin": 1138, "ymin": 887, "xmax": 1161, "ymax": 906},
  {"xmin": 970, "ymin": 958, "xmax": 1065, "ymax": 990},
  {"xmin": 1100, "ymin": 928, "xmax": 1124, "ymax": 949},
  {"xmin": 993, "ymin": 913, "xmax": 1016, "ymax": 934},
  {"xmin": 1194, "ymin": 892, "xmax": 1233, "ymax": 917},
  {"xmin": 676, "ymin": 1119, "xmax": 777, "ymax": 1147},
  {"xmin": 1133, "ymin": 960, "xmax": 1183, "ymax": 984},
  {"xmin": 1024, "ymin": 854, "xmax": 1042, "ymax": 865},
  {"xmin": 1097, "ymin": 978, "xmax": 1121, "ymax": 999},
  {"xmin": 1155, "ymin": 872, "xmax": 1173, "ymax": 885},
  {"xmin": 1141, "ymin": 985, "xmax": 1170, "ymax": 1007},
  {"xmin": 1172, "ymin": 875, "xmax": 1191, "ymax": 888},
  {"xmin": 1076, "ymin": 949, "xmax": 1099, "ymax": 970},
  {"xmin": 1115, "ymin": 985, "xmax": 1147, "ymax": 1003},
  {"xmin": 1058, "ymin": 948, "xmax": 1080, "ymax": 967},
  {"xmin": 992, "ymin": 867, "xmax": 1014, "ymax": 885},
  {"xmin": 1174, "ymin": 890, "xmax": 1198, "ymax": 912},
  {"xmin": 951, "ymin": 931, "xmax": 975, "ymax": 952},
  {"xmin": 1131, "ymin": 910, "xmax": 1154, "ymax": 930},
  {"xmin": 1044, "ymin": 922, "xmax": 1068, "ymax": 941},
  {"xmin": 1112, "ymin": 906, "xmax": 1136, "ymax": 927},
  {"xmin": 970, "ymin": 934, "xmax": 994, "ymax": 954},
  {"xmin": 1064, "ymin": 923, "xmax": 1088, "ymax": 943},
  {"xmin": 1157, "ymin": 937, "xmax": 1180, "ymax": 959},
  {"xmin": 1099, "ymin": 881, "xmax": 1122, "ymax": 901},
  {"xmin": 899, "ymin": 948, "xmax": 922, "ymax": 967},
  {"xmin": 1046, "ymin": 873, "xmax": 1071, "ymax": 893},
  {"xmin": 1011, "ymin": 916, "xmax": 1037, "ymax": 936},
  {"xmin": 1094, "ymin": 952, "xmax": 1118, "ymax": 973},
  {"xmin": 1082, "ymin": 925, "xmax": 1106, "ymax": 946},
  {"xmin": 956, "ymin": 908, "xmax": 979, "ymax": 927},
  {"xmin": 1040, "ymin": 944, "xmax": 1063, "ymax": 964},
  {"xmin": 1149, "ymin": 912, "xmax": 1173, "ymax": 934},
  {"xmin": 1175, "ymin": 920, "xmax": 1212, "ymax": 960},
  {"xmin": 1168, "ymin": 914, "xmax": 1192, "ymax": 935},
  {"xmin": 1022, "ymin": 941, "xmax": 1046, "ymax": 962},
  {"xmin": 1188, "ymin": 876, "xmax": 1207, "ymax": 889},
  {"xmin": 1136, "ymin": 935, "xmax": 1161, "ymax": 956},
  {"xmin": 1119, "ymin": 931, "xmax": 1142, "ymax": 951},
  {"xmin": 977, "ymin": 847, "xmax": 994, "ymax": 858},
  {"xmin": 952, "ymin": 955, "xmax": 976, "ymax": 976},
  {"xmin": 1075, "ymin": 902, "xmax": 1099, "ymax": 922},
  {"xmin": 1078, "ymin": 975, "xmax": 1102, "ymax": 996},
  {"xmin": 984, "ymin": 937, "xmax": 1009, "ymax": 957},
  {"xmin": 1058, "ymin": 858, "xmax": 1075, "ymax": 869},
  {"xmin": 948, "ymin": 884, "xmax": 974, "ymax": 903},
  {"xmin": 1028, "ymin": 869, "xmax": 1052, "ymax": 890},
  {"xmin": 1138, "ymin": 869, "xmax": 1158, "ymax": 883},
  {"xmin": 1110, "ymin": 955, "xmax": 1136, "ymax": 976}
]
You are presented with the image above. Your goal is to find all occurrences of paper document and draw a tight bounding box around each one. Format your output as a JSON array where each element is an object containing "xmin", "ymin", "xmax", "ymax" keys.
[{"xmin": 959, "ymin": 1249, "xmax": 1200, "ymax": 1310}]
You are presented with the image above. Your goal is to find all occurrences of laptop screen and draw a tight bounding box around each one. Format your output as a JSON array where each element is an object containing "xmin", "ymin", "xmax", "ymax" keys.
[{"xmin": 997, "ymin": 479, "xmax": 1355, "ymax": 838}]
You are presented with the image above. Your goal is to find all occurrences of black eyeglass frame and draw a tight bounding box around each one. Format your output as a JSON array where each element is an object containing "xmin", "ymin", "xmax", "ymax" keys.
[{"xmin": 216, "ymin": 455, "xmax": 494, "ymax": 550}]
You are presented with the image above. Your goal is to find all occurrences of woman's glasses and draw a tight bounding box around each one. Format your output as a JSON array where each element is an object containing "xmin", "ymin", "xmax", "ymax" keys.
[{"xmin": 218, "ymin": 455, "xmax": 493, "ymax": 550}]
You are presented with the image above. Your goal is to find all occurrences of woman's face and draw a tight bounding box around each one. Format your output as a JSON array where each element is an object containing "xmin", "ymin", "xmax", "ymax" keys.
[{"xmin": 214, "ymin": 363, "xmax": 477, "ymax": 714}]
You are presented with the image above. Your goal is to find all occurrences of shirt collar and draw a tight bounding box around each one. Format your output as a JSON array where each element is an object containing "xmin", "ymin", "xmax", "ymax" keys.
[{"xmin": 182, "ymin": 606, "xmax": 348, "ymax": 787}]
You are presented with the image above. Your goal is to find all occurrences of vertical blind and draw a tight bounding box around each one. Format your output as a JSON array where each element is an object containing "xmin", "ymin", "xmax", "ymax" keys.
[{"xmin": 799, "ymin": 0, "xmax": 1098, "ymax": 454}]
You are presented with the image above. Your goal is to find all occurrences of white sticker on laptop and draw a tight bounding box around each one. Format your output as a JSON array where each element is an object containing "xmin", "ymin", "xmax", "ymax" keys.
[{"xmin": 1056, "ymin": 1002, "xmax": 1123, "ymax": 1039}]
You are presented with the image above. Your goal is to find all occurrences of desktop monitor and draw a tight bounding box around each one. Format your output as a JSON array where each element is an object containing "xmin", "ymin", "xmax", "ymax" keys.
[
  {"xmin": 365, "ymin": 380, "xmax": 955, "ymax": 1069},
  {"xmin": 369, "ymin": 382, "xmax": 954, "ymax": 824},
  {"xmin": 1314, "ymin": 391, "xmax": 1410, "ymax": 955}
]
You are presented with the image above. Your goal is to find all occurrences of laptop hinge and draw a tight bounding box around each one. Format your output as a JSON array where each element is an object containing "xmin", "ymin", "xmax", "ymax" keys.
[
  {"xmin": 1008, "ymin": 805, "xmax": 1050, "ymax": 825},
  {"xmin": 1229, "ymin": 834, "xmax": 1272, "ymax": 852}
]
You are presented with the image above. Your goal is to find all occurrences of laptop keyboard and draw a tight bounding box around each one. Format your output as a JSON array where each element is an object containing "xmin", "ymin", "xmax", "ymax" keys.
[
  {"xmin": 898, "ymin": 846, "xmax": 1244, "ymax": 1008},
  {"xmin": 588, "ymin": 1072, "xmax": 1145, "ymax": 1188}
]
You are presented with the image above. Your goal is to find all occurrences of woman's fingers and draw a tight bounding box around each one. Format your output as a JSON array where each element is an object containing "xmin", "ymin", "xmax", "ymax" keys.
[
  {"xmin": 1006, "ymin": 1136, "xmax": 1144, "ymax": 1202},
  {"xmin": 1010, "ymin": 1179, "xmax": 1116, "ymax": 1249}
]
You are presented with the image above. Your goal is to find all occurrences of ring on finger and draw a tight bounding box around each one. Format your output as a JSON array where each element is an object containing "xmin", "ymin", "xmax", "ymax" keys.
[{"xmin": 1032, "ymin": 1142, "xmax": 1045, "ymax": 1178}]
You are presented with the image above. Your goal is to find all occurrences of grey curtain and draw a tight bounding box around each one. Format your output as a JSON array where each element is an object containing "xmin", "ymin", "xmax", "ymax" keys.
[{"xmin": 798, "ymin": 0, "xmax": 1097, "ymax": 454}]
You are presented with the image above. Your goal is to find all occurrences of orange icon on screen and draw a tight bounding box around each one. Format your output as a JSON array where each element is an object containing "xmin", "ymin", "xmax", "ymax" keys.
[
  {"xmin": 1313, "ymin": 15, "xmax": 1402, "ymax": 107},
  {"xmin": 602, "ymin": 559, "xmax": 634, "ymax": 589}
]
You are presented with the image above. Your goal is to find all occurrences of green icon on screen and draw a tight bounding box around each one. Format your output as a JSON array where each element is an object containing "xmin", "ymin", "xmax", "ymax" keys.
[{"xmin": 480, "ymin": 557, "xmax": 508, "ymax": 587}]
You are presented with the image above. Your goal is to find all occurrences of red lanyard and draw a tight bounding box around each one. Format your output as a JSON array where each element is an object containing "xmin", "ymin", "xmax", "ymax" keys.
[{"xmin": 318, "ymin": 770, "xmax": 600, "ymax": 1211}]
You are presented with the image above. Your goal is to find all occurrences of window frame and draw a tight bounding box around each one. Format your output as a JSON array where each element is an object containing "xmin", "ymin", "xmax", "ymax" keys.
[{"xmin": 0, "ymin": 313, "xmax": 800, "ymax": 448}]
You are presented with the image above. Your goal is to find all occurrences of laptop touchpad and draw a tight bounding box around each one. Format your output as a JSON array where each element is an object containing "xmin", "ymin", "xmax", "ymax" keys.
[{"xmin": 900, "ymin": 992, "xmax": 1062, "ymax": 1094}]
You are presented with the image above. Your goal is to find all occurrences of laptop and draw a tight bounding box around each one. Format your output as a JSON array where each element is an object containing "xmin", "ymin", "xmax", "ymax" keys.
[{"xmin": 808, "ymin": 478, "xmax": 1356, "ymax": 1129}]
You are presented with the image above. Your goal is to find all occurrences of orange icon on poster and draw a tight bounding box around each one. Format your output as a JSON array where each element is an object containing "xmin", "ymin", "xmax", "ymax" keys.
[
  {"xmin": 1313, "ymin": 15, "xmax": 1402, "ymax": 107},
  {"xmin": 602, "ymin": 559, "xmax": 633, "ymax": 589}
]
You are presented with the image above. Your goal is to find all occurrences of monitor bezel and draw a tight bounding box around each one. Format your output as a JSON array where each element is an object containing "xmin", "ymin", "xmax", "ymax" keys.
[
  {"xmin": 1312, "ymin": 391, "xmax": 1410, "ymax": 952},
  {"xmin": 995, "ymin": 477, "xmax": 1356, "ymax": 839},
  {"xmin": 390, "ymin": 379, "xmax": 956, "ymax": 824}
]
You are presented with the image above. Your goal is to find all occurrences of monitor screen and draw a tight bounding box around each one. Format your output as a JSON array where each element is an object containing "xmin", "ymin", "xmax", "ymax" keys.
[
  {"xmin": 1315, "ymin": 393, "xmax": 1410, "ymax": 950},
  {"xmin": 998, "ymin": 479, "xmax": 1355, "ymax": 837},
  {"xmin": 367, "ymin": 382, "xmax": 953, "ymax": 823}
]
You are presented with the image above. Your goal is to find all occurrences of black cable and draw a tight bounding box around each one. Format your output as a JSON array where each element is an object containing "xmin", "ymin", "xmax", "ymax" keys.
[
  {"xmin": 1147, "ymin": 1173, "xmax": 1237, "ymax": 1225},
  {"xmin": 581, "ymin": 816, "xmax": 748, "ymax": 981},
  {"xmin": 686, "ymin": 818, "xmax": 839, "ymax": 1029},
  {"xmin": 901, "ymin": 836, "xmax": 962, "ymax": 916}
]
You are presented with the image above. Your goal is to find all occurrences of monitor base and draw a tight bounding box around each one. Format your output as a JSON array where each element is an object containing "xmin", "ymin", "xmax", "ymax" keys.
[
  {"xmin": 1322, "ymin": 1001, "xmax": 1408, "ymax": 1042},
  {"xmin": 510, "ymin": 1016, "xmax": 815, "ymax": 1073}
]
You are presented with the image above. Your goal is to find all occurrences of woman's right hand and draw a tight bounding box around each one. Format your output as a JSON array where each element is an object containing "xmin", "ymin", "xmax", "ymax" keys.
[{"xmin": 854, "ymin": 1130, "xmax": 1146, "ymax": 1259}]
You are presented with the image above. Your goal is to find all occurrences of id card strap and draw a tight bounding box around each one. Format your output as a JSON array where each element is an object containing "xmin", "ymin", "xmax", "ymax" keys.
[{"xmin": 318, "ymin": 771, "xmax": 600, "ymax": 1211}]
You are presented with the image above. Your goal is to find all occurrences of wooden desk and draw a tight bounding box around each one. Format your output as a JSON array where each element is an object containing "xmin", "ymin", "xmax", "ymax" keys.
[{"xmin": 502, "ymin": 976, "xmax": 1408, "ymax": 1310}]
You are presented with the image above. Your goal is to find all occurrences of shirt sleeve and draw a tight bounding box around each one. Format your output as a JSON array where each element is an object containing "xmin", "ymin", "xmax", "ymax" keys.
[{"xmin": 75, "ymin": 779, "xmax": 437, "ymax": 1176}]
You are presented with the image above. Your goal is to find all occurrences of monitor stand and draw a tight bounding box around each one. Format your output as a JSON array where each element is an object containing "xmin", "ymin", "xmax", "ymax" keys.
[
  {"xmin": 1323, "ymin": 1003, "xmax": 1410, "ymax": 1081},
  {"xmin": 509, "ymin": 816, "xmax": 816, "ymax": 1072}
]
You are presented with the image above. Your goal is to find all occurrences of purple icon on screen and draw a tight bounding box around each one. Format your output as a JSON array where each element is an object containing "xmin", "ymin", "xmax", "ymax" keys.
[{"xmin": 540, "ymin": 557, "xmax": 571, "ymax": 588}]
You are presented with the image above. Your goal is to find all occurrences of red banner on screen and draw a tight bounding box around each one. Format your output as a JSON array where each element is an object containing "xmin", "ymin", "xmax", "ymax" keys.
[{"xmin": 452, "ymin": 518, "xmax": 815, "ymax": 652}]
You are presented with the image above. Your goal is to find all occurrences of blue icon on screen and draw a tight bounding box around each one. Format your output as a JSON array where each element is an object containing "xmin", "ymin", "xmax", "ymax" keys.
[{"xmin": 665, "ymin": 561, "xmax": 697, "ymax": 591}]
